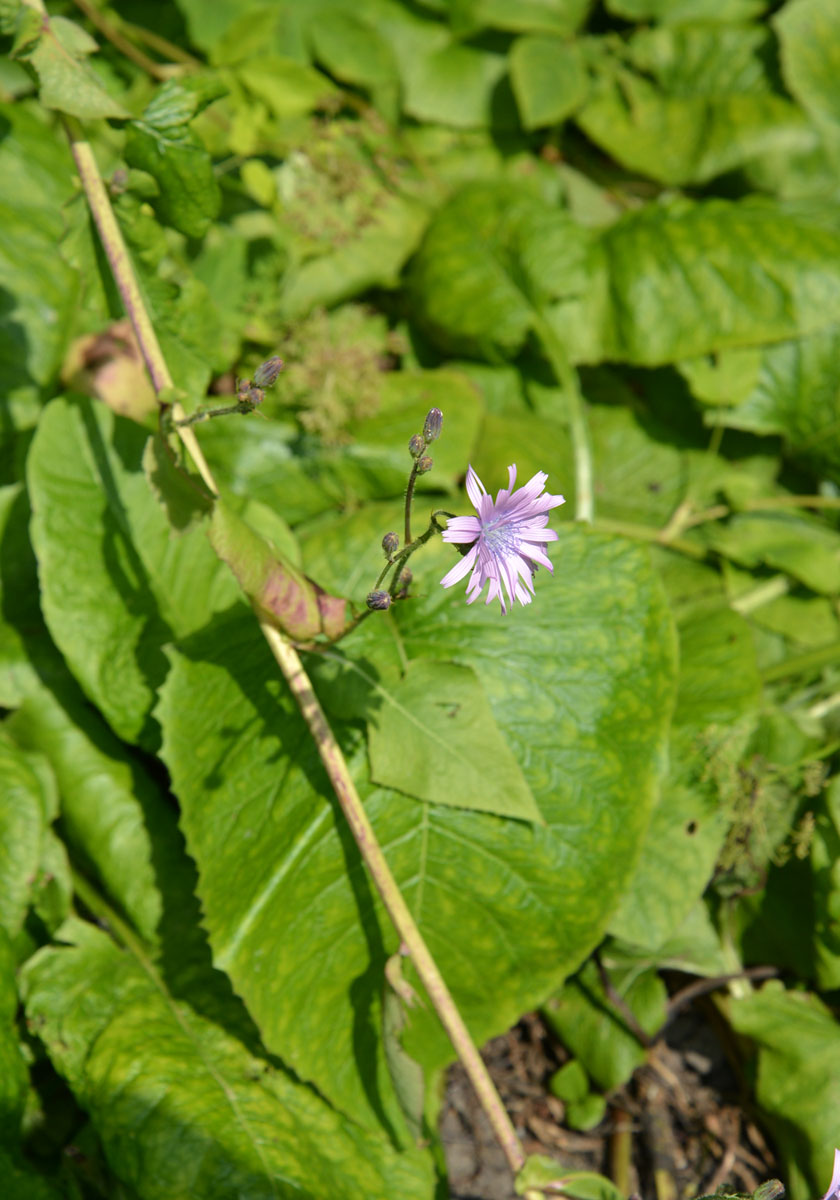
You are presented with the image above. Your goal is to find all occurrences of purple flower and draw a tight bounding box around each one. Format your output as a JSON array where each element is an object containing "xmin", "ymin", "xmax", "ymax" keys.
[
  {"xmin": 440, "ymin": 464, "xmax": 565, "ymax": 614},
  {"xmin": 823, "ymin": 1149, "xmax": 840, "ymax": 1200}
]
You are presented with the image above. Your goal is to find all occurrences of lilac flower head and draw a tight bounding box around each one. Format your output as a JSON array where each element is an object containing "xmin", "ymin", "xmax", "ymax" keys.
[
  {"xmin": 823, "ymin": 1149, "xmax": 840, "ymax": 1200},
  {"xmin": 440, "ymin": 464, "xmax": 565, "ymax": 614}
]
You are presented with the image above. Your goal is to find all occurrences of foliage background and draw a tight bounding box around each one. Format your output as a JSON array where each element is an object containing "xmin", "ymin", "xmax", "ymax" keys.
[{"xmin": 2, "ymin": 0, "xmax": 840, "ymax": 1197}]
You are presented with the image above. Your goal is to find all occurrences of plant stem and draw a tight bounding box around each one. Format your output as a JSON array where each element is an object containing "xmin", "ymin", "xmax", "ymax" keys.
[
  {"xmin": 404, "ymin": 460, "xmax": 421, "ymax": 546},
  {"xmin": 66, "ymin": 112, "xmax": 526, "ymax": 1178},
  {"xmin": 259, "ymin": 622, "xmax": 527, "ymax": 1177},
  {"xmin": 64, "ymin": 118, "xmax": 219, "ymax": 497},
  {"xmin": 71, "ymin": 0, "xmax": 180, "ymax": 80},
  {"xmin": 532, "ymin": 314, "xmax": 594, "ymax": 524}
]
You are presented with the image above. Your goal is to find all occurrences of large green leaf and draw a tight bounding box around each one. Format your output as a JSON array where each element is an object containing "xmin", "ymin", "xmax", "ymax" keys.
[
  {"xmin": 0, "ymin": 736, "xmax": 49, "ymax": 937},
  {"xmin": 0, "ymin": 190, "xmax": 79, "ymax": 415},
  {"xmin": 7, "ymin": 677, "xmax": 263, "ymax": 1042},
  {"xmin": 453, "ymin": 0, "xmax": 591, "ymax": 36},
  {"xmin": 776, "ymin": 0, "xmax": 840, "ymax": 154},
  {"xmin": 605, "ymin": 0, "xmax": 769, "ymax": 21},
  {"xmin": 409, "ymin": 183, "xmax": 840, "ymax": 368},
  {"xmin": 729, "ymin": 983, "xmax": 840, "ymax": 1200},
  {"xmin": 26, "ymin": 397, "xmax": 241, "ymax": 745},
  {"xmin": 11, "ymin": 9, "xmax": 129, "ymax": 119},
  {"xmin": 366, "ymin": 659, "xmax": 543, "ymax": 821},
  {"xmin": 510, "ymin": 36, "xmax": 588, "ymax": 130},
  {"xmin": 576, "ymin": 26, "xmax": 813, "ymax": 186},
  {"xmin": 125, "ymin": 76, "xmax": 225, "ymax": 238},
  {"xmin": 576, "ymin": 66, "xmax": 812, "ymax": 187},
  {"xmin": 0, "ymin": 929, "xmax": 26, "ymax": 1143},
  {"xmin": 157, "ymin": 526, "xmax": 675, "ymax": 1129},
  {"xmin": 21, "ymin": 918, "xmax": 434, "ymax": 1200},
  {"xmin": 685, "ymin": 328, "xmax": 840, "ymax": 477}
]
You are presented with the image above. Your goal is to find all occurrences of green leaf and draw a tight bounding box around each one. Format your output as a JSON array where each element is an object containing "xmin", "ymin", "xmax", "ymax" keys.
[
  {"xmin": 0, "ymin": 737, "xmax": 49, "ymax": 937},
  {"xmin": 157, "ymin": 527, "xmax": 675, "ymax": 1128},
  {"xmin": 688, "ymin": 328, "xmax": 840, "ymax": 478},
  {"xmin": 729, "ymin": 983, "xmax": 840, "ymax": 1200},
  {"xmin": 125, "ymin": 77, "xmax": 225, "ymax": 238},
  {"xmin": 673, "ymin": 606, "xmax": 763, "ymax": 726},
  {"xmin": 579, "ymin": 197, "xmax": 840, "ymax": 365},
  {"xmin": 776, "ymin": 0, "xmax": 840, "ymax": 153},
  {"xmin": 7, "ymin": 683, "xmax": 169, "ymax": 946},
  {"xmin": 208, "ymin": 498, "xmax": 347, "ymax": 640},
  {"xmin": 607, "ymin": 727, "xmax": 729, "ymax": 949},
  {"xmin": 411, "ymin": 184, "xmax": 840, "ymax": 368},
  {"xmin": 0, "ymin": 194, "xmax": 80, "ymax": 412},
  {"xmin": 516, "ymin": 1161, "xmax": 625, "ymax": 1200},
  {"xmin": 453, "ymin": 0, "xmax": 591, "ymax": 36},
  {"xmin": 510, "ymin": 36, "xmax": 588, "ymax": 130},
  {"xmin": 576, "ymin": 62, "xmax": 812, "ymax": 187},
  {"xmin": 605, "ymin": 0, "xmax": 769, "ymax": 21},
  {"xmin": 279, "ymin": 191, "xmax": 428, "ymax": 318},
  {"xmin": 400, "ymin": 39, "xmax": 512, "ymax": 129},
  {"xmin": 0, "ymin": 484, "xmax": 58, "ymax": 707},
  {"xmin": 0, "ymin": 1145, "xmax": 64, "ymax": 1200},
  {"xmin": 21, "ymin": 918, "xmax": 435, "ymax": 1200},
  {"xmin": 0, "ymin": 928, "xmax": 27, "ymax": 1142},
  {"xmin": 700, "ymin": 513, "xmax": 840, "ymax": 595},
  {"xmin": 26, "ymin": 397, "xmax": 241, "ymax": 744},
  {"xmin": 306, "ymin": 12, "xmax": 400, "ymax": 123},
  {"xmin": 366, "ymin": 659, "xmax": 544, "ymax": 822},
  {"xmin": 409, "ymin": 182, "xmax": 591, "ymax": 361},
  {"xmin": 544, "ymin": 959, "xmax": 667, "ymax": 1091},
  {"xmin": 12, "ymin": 11, "xmax": 129, "ymax": 119}
]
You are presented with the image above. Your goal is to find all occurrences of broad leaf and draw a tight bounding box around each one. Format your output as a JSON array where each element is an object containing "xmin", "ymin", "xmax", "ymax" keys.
[
  {"xmin": 157, "ymin": 527, "xmax": 675, "ymax": 1128},
  {"xmin": 26, "ymin": 397, "xmax": 241, "ymax": 744},
  {"xmin": 544, "ymin": 960, "xmax": 666, "ymax": 1091},
  {"xmin": 0, "ymin": 929, "xmax": 27, "ymax": 1141},
  {"xmin": 410, "ymin": 183, "xmax": 840, "ymax": 368},
  {"xmin": 776, "ymin": 0, "xmax": 840, "ymax": 154},
  {"xmin": 125, "ymin": 77, "xmax": 225, "ymax": 238},
  {"xmin": 510, "ymin": 36, "xmax": 588, "ymax": 130},
  {"xmin": 0, "ymin": 737, "xmax": 49, "ymax": 937},
  {"xmin": 21, "ymin": 918, "xmax": 434, "ymax": 1200},
  {"xmin": 685, "ymin": 328, "xmax": 840, "ymax": 478},
  {"xmin": 366, "ymin": 659, "xmax": 543, "ymax": 821},
  {"xmin": 576, "ymin": 28, "xmax": 813, "ymax": 186},
  {"xmin": 729, "ymin": 983, "xmax": 840, "ymax": 1200},
  {"xmin": 11, "ymin": 10, "xmax": 129, "ymax": 119}
]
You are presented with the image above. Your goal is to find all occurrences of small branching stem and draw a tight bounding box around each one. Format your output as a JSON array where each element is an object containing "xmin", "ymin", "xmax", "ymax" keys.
[{"xmin": 68, "ymin": 115, "xmax": 526, "ymax": 1178}]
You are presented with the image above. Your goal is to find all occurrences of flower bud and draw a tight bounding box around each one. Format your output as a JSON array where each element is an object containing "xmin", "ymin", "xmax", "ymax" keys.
[
  {"xmin": 416, "ymin": 455, "xmax": 433, "ymax": 474},
  {"xmin": 423, "ymin": 407, "xmax": 443, "ymax": 443},
  {"xmin": 252, "ymin": 356, "xmax": 284, "ymax": 389},
  {"xmin": 366, "ymin": 590, "xmax": 392, "ymax": 611},
  {"xmin": 396, "ymin": 568, "xmax": 413, "ymax": 598},
  {"xmin": 381, "ymin": 531, "xmax": 399, "ymax": 557},
  {"xmin": 408, "ymin": 433, "xmax": 425, "ymax": 458}
]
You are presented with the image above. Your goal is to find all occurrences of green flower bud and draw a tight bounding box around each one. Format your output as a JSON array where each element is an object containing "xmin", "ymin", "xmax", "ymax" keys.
[
  {"xmin": 416, "ymin": 455, "xmax": 433, "ymax": 474},
  {"xmin": 408, "ymin": 434, "xmax": 425, "ymax": 458},
  {"xmin": 382, "ymin": 531, "xmax": 399, "ymax": 557},
  {"xmin": 252, "ymin": 356, "xmax": 284, "ymax": 388},
  {"xmin": 366, "ymin": 590, "xmax": 392, "ymax": 611},
  {"xmin": 423, "ymin": 407, "xmax": 443, "ymax": 442}
]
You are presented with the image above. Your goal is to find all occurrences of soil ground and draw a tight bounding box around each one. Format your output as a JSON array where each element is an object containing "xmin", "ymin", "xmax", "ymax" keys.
[{"xmin": 440, "ymin": 998, "xmax": 780, "ymax": 1200}]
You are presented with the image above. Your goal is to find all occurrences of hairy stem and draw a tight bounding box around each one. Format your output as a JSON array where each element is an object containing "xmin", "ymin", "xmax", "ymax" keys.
[
  {"xmin": 260, "ymin": 622, "xmax": 527, "ymax": 1176},
  {"xmin": 67, "ymin": 111, "xmax": 525, "ymax": 1176}
]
